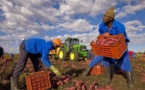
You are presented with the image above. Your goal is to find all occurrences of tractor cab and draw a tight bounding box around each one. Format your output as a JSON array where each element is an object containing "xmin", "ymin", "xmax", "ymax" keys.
[
  {"xmin": 64, "ymin": 38, "xmax": 79, "ymax": 45},
  {"xmin": 64, "ymin": 38, "xmax": 79, "ymax": 50}
]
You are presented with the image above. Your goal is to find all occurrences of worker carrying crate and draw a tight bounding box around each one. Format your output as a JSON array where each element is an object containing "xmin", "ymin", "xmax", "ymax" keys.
[
  {"xmin": 83, "ymin": 6, "xmax": 134, "ymax": 90},
  {"xmin": 91, "ymin": 34, "xmax": 127, "ymax": 59}
]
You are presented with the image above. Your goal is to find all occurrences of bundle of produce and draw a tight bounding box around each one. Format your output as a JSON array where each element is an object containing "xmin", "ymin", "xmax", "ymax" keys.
[{"xmin": 96, "ymin": 37, "xmax": 117, "ymax": 46}]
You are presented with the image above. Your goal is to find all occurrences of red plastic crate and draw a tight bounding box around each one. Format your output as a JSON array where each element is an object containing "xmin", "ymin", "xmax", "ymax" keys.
[
  {"xmin": 91, "ymin": 34, "xmax": 127, "ymax": 59},
  {"xmin": 26, "ymin": 71, "xmax": 51, "ymax": 90},
  {"xmin": 90, "ymin": 64, "xmax": 104, "ymax": 75},
  {"xmin": 86, "ymin": 60, "xmax": 104, "ymax": 75}
]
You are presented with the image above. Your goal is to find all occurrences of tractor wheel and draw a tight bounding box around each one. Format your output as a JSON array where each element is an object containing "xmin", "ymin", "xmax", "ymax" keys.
[
  {"xmin": 58, "ymin": 48, "xmax": 67, "ymax": 60},
  {"xmin": 69, "ymin": 50, "xmax": 79, "ymax": 61}
]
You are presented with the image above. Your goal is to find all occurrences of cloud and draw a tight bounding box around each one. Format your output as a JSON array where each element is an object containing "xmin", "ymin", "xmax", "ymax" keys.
[
  {"xmin": 58, "ymin": 19, "xmax": 95, "ymax": 32},
  {"xmin": 116, "ymin": 0, "xmax": 145, "ymax": 18},
  {"xmin": 50, "ymin": 25, "xmax": 100, "ymax": 50},
  {"xmin": 59, "ymin": 0, "xmax": 117, "ymax": 16},
  {"xmin": 125, "ymin": 20, "xmax": 145, "ymax": 31},
  {"xmin": 124, "ymin": 20, "xmax": 145, "ymax": 44},
  {"xmin": 0, "ymin": 0, "xmax": 145, "ymax": 53},
  {"xmin": 125, "ymin": 20, "xmax": 145, "ymax": 32}
]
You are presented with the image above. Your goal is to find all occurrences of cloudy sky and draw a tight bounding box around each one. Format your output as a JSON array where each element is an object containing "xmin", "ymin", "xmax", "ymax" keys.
[{"xmin": 0, "ymin": 0, "xmax": 145, "ymax": 53}]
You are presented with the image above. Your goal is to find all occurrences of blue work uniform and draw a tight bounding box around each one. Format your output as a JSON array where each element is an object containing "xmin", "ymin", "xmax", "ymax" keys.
[
  {"xmin": 89, "ymin": 56, "xmax": 116, "ymax": 68},
  {"xmin": 25, "ymin": 38, "xmax": 54, "ymax": 67},
  {"xmin": 89, "ymin": 20, "xmax": 132, "ymax": 71},
  {"xmin": 89, "ymin": 56, "xmax": 103, "ymax": 68},
  {"xmin": 13, "ymin": 38, "xmax": 54, "ymax": 77}
]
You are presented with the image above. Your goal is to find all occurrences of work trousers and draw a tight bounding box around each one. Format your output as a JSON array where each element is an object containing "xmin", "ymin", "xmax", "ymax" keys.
[{"xmin": 13, "ymin": 41, "xmax": 42, "ymax": 77}]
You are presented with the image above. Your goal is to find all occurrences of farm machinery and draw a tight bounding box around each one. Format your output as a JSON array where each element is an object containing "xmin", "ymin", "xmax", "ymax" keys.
[{"xmin": 49, "ymin": 37, "xmax": 88, "ymax": 61}]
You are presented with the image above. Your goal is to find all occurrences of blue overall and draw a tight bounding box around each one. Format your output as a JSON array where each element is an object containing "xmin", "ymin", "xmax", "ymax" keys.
[
  {"xmin": 89, "ymin": 56, "xmax": 103, "ymax": 68},
  {"xmin": 89, "ymin": 56, "xmax": 116, "ymax": 67},
  {"xmin": 13, "ymin": 38, "xmax": 54, "ymax": 77},
  {"xmin": 89, "ymin": 20, "xmax": 132, "ymax": 71},
  {"xmin": 25, "ymin": 38, "xmax": 54, "ymax": 68}
]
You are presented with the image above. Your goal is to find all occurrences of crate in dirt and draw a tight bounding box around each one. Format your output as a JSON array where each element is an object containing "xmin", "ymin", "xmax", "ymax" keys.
[
  {"xmin": 86, "ymin": 60, "xmax": 104, "ymax": 75},
  {"xmin": 91, "ymin": 34, "xmax": 127, "ymax": 59},
  {"xmin": 26, "ymin": 71, "xmax": 51, "ymax": 90}
]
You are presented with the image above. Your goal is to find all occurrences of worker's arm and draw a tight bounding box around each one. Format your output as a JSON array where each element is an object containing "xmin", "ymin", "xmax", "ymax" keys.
[
  {"xmin": 49, "ymin": 65, "xmax": 62, "ymax": 77},
  {"xmin": 41, "ymin": 51, "xmax": 62, "ymax": 77}
]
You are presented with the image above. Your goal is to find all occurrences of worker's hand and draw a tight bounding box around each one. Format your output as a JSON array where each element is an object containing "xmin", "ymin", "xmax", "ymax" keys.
[
  {"xmin": 102, "ymin": 32, "xmax": 110, "ymax": 38},
  {"xmin": 50, "ymin": 65, "xmax": 62, "ymax": 77},
  {"xmin": 90, "ymin": 41, "xmax": 94, "ymax": 46}
]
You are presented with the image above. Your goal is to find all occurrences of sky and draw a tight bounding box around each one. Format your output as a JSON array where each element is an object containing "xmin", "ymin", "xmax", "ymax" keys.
[{"xmin": 0, "ymin": 0, "xmax": 145, "ymax": 53}]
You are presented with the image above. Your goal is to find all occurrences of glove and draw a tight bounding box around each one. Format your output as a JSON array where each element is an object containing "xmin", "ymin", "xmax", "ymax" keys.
[
  {"xmin": 50, "ymin": 65, "xmax": 62, "ymax": 77},
  {"xmin": 102, "ymin": 32, "xmax": 110, "ymax": 38}
]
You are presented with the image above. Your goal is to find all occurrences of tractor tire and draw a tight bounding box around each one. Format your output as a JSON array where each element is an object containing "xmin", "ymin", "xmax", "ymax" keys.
[
  {"xmin": 58, "ymin": 48, "xmax": 67, "ymax": 60},
  {"xmin": 69, "ymin": 50, "xmax": 79, "ymax": 61}
]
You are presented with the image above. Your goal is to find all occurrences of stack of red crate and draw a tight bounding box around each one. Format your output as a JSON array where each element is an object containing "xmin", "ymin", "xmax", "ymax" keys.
[
  {"xmin": 91, "ymin": 34, "xmax": 127, "ymax": 59},
  {"xmin": 26, "ymin": 71, "xmax": 51, "ymax": 90}
]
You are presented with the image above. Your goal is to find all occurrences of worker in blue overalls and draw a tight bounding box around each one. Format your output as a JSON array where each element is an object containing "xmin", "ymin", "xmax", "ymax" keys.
[
  {"xmin": 83, "ymin": 6, "xmax": 134, "ymax": 89},
  {"xmin": 11, "ymin": 38, "xmax": 62, "ymax": 90}
]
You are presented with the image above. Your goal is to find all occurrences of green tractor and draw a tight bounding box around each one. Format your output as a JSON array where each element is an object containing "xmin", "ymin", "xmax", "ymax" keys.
[{"xmin": 58, "ymin": 37, "xmax": 88, "ymax": 61}]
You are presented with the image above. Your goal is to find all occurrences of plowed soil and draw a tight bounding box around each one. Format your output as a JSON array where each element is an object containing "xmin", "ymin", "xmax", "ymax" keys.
[{"xmin": 0, "ymin": 55, "xmax": 145, "ymax": 90}]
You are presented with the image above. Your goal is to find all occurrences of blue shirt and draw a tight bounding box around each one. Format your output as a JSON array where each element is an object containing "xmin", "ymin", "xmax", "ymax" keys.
[
  {"xmin": 25, "ymin": 38, "xmax": 54, "ymax": 68},
  {"xmin": 98, "ymin": 20, "xmax": 130, "ymax": 42}
]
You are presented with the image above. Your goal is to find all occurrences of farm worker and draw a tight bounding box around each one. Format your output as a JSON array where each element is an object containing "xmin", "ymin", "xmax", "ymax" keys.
[
  {"xmin": 98, "ymin": 6, "xmax": 133, "ymax": 89},
  {"xmin": 128, "ymin": 50, "xmax": 134, "ymax": 58},
  {"xmin": 10, "ymin": 53, "xmax": 14, "ymax": 60},
  {"xmin": 84, "ymin": 6, "xmax": 133, "ymax": 89},
  {"xmin": 11, "ymin": 38, "xmax": 62, "ymax": 90},
  {"xmin": 0, "ymin": 46, "xmax": 4, "ymax": 60}
]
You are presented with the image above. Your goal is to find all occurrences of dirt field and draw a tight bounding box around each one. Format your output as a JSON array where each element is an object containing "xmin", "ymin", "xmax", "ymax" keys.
[{"xmin": 0, "ymin": 54, "xmax": 145, "ymax": 90}]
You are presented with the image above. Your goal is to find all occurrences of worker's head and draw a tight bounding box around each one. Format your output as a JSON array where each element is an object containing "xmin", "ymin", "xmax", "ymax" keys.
[
  {"xmin": 52, "ymin": 38, "xmax": 61, "ymax": 48},
  {"xmin": 103, "ymin": 6, "xmax": 115, "ymax": 24}
]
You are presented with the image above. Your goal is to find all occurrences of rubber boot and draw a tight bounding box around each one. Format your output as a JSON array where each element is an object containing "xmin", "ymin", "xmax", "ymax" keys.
[
  {"xmin": 104, "ymin": 66, "xmax": 111, "ymax": 86},
  {"xmin": 126, "ymin": 71, "xmax": 134, "ymax": 90},
  {"xmin": 82, "ymin": 66, "xmax": 92, "ymax": 76},
  {"xmin": 11, "ymin": 76, "xmax": 24, "ymax": 90},
  {"xmin": 110, "ymin": 64, "xmax": 115, "ymax": 79}
]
